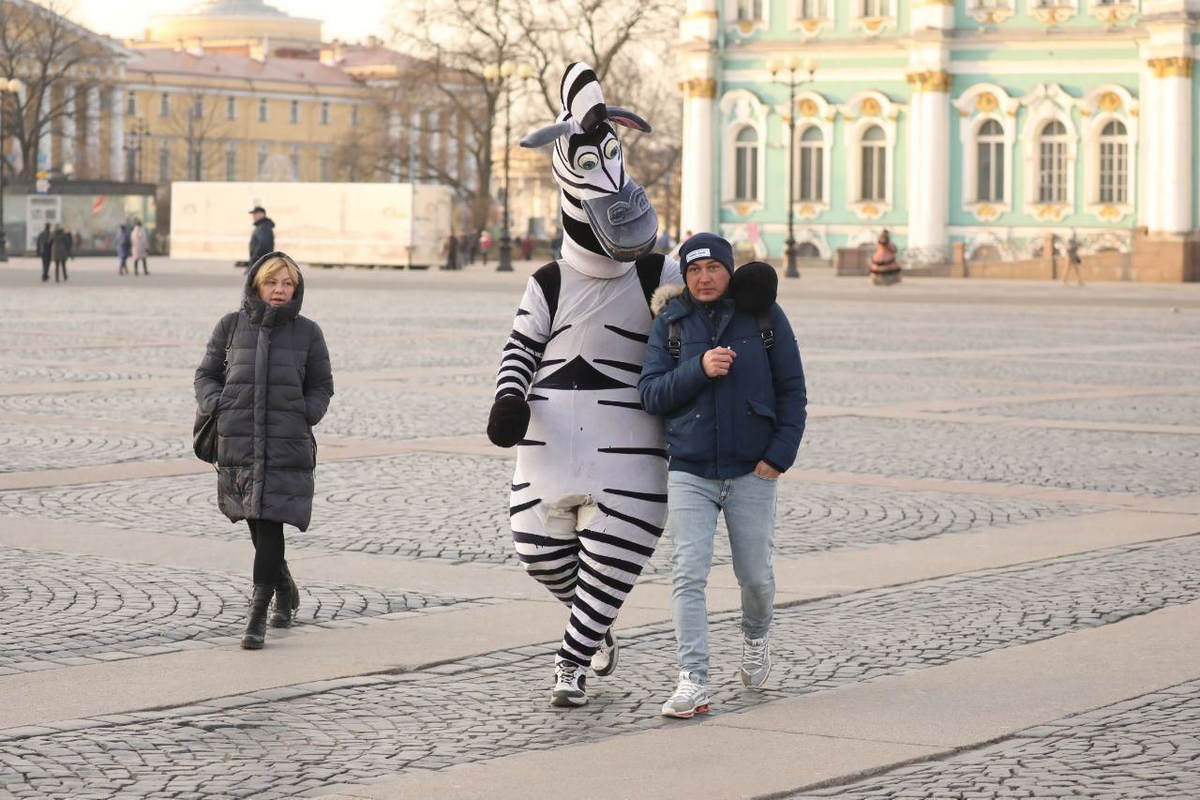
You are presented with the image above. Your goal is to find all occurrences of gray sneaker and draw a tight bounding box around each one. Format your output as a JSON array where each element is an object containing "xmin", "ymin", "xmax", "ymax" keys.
[
  {"xmin": 661, "ymin": 670, "xmax": 710, "ymax": 718},
  {"xmin": 591, "ymin": 630, "xmax": 618, "ymax": 677},
  {"xmin": 740, "ymin": 633, "xmax": 771, "ymax": 689},
  {"xmin": 550, "ymin": 661, "xmax": 588, "ymax": 707}
]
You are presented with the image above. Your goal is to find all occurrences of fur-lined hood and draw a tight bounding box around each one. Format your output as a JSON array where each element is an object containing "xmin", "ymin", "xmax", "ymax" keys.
[
  {"xmin": 649, "ymin": 261, "xmax": 779, "ymax": 318},
  {"xmin": 650, "ymin": 283, "xmax": 685, "ymax": 317}
]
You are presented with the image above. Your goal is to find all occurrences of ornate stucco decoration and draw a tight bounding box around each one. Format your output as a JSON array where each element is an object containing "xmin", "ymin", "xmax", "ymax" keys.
[
  {"xmin": 1075, "ymin": 83, "xmax": 1138, "ymax": 223},
  {"xmin": 954, "ymin": 83, "xmax": 1020, "ymax": 223}
]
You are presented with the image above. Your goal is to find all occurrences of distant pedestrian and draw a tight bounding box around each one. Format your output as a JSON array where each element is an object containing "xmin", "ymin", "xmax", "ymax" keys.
[
  {"xmin": 117, "ymin": 224, "xmax": 131, "ymax": 275},
  {"xmin": 131, "ymin": 220, "xmax": 150, "ymax": 275},
  {"xmin": 460, "ymin": 233, "xmax": 474, "ymax": 265},
  {"xmin": 1063, "ymin": 233, "xmax": 1084, "ymax": 287},
  {"xmin": 479, "ymin": 230, "xmax": 494, "ymax": 264},
  {"xmin": 444, "ymin": 231, "xmax": 459, "ymax": 270},
  {"xmin": 51, "ymin": 225, "xmax": 72, "ymax": 283},
  {"xmin": 248, "ymin": 205, "xmax": 275, "ymax": 268},
  {"xmin": 520, "ymin": 234, "xmax": 533, "ymax": 262},
  {"xmin": 869, "ymin": 229, "xmax": 901, "ymax": 286},
  {"xmin": 550, "ymin": 229, "xmax": 563, "ymax": 261},
  {"xmin": 36, "ymin": 223, "xmax": 52, "ymax": 282},
  {"xmin": 639, "ymin": 234, "xmax": 807, "ymax": 719},
  {"xmin": 194, "ymin": 251, "xmax": 334, "ymax": 650}
]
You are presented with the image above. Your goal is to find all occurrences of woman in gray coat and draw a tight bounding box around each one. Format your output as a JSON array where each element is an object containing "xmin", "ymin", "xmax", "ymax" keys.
[{"xmin": 195, "ymin": 252, "xmax": 334, "ymax": 649}]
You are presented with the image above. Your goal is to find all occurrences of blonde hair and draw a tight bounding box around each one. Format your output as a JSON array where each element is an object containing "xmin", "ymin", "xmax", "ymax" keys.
[{"xmin": 253, "ymin": 256, "xmax": 299, "ymax": 290}]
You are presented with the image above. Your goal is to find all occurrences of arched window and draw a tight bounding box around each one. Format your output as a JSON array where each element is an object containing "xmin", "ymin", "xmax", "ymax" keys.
[
  {"xmin": 797, "ymin": 126, "xmax": 824, "ymax": 202},
  {"xmin": 1098, "ymin": 119, "xmax": 1128, "ymax": 204},
  {"xmin": 976, "ymin": 119, "xmax": 1005, "ymax": 203},
  {"xmin": 734, "ymin": 126, "xmax": 759, "ymax": 201},
  {"xmin": 737, "ymin": 0, "xmax": 764, "ymax": 20},
  {"xmin": 1037, "ymin": 120, "xmax": 1068, "ymax": 204},
  {"xmin": 862, "ymin": 0, "xmax": 888, "ymax": 15},
  {"xmin": 800, "ymin": 0, "xmax": 825, "ymax": 17},
  {"xmin": 859, "ymin": 125, "xmax": 886, "ymax": 202}
]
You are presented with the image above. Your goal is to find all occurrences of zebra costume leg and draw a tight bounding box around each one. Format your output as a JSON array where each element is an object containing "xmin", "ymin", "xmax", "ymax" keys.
[{"xmin": 512, "ymin": 485, "xmax": 666, "ymax": 667}]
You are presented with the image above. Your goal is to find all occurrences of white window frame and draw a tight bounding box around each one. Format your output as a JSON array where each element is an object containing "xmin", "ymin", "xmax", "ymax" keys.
[
  {"xmin": 1037, "ymin": 121, "xmax": 1069, "ymax": 204},
  {"xmin": 320, "ymin": 102, "xmax": 330, "ymax": 126},
  {"xmin": 226, "ymin": 96, "xmax": 237, "ymax": 121},
  {"xmin": 126, "ymin": 91, "xmax": 137, "ymax": 116},
  {"xmin": 1096, "ymin": 119, "xmax": 1128, "ymax": 205},
  {"xmin": 839, "ymin": 90, "xmax": 901, "ymax": 219},
  {"xmin": 225, "ymin": 144, "xmax": 237, "ymax": 181},
  {"xmin": 1089, "ymin": 0, "xmax": 1138, "ymax": 23},
  {"xmin": 796, "ymin": 125, "xmax": 825, "ymax": 203},
  {"xmin": 954, "ymin": 83, "xmax": 1018, "ymax": 221},
  {"xmin": 720, "ymin": 89, "xmax": 769, "ymax": 214},
  {"xmin": 1020, "ymin": 83, "xmax": 1078, "ymax": 221},
  {"xmin": 790, "ymin": 0, "xmax": 835, "ymax": 35},
  {"xmin": 725, "ymin": 0, "xmax": 769, "ymax": 35},
  {"xmin": 852, "ymin": 0, "xmax": 896, "ymax": 36},
  {"xmin": 159, "ymin": 93, "xmax": 170, "ymax": 117},
  {"xmin": 257, "ymin": 143, "xmax": 268, "ymax": 178},
  {"xmin": 289, "ymin": 100, "xmax": 300, "ymax": 125},
  {"xmin": 1027, "ymin": 0, "xmax": 1078, "ymax": 24},
  {"xmin": 789, "ymin": 92, "xmax": 833, "ymax": 219},
  {"xmin": 732, "ymin": 126, "xmax": 760, "ymax": 202},
  {"xmin": 975, "ymin": 119, "xmax": 1006, "ymax": 204},
  {"xmin": 967, "ymin": 0, "xmax": 1015, "ymax": 24},
  {"xmin": 1077, "ymin": 84, "xmax": 1138, "ymax": 222},
  {"xmin": 858, "ymin": 125, "xmax": 887, "ymax": 202}
]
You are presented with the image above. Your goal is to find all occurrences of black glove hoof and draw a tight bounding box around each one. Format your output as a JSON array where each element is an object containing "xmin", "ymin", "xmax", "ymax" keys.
[
  {"xmin": 732, "ymin": 261, "xmax": 778, "ymax": 314},
  {"xmin": 487, "ymin": 395, "xmax": 531, "ymax": 448}
]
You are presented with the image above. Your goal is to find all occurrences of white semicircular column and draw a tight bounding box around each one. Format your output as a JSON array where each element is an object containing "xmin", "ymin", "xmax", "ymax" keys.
[{"xmin": 905, "ymin": 71, "xmax": 950, "ymax": 257}]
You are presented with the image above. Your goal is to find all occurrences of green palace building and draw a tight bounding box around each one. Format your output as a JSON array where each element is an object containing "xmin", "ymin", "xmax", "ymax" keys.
[{"xmin": 677, "ymin": 0, "xmax": 1199, "ymax": 280}]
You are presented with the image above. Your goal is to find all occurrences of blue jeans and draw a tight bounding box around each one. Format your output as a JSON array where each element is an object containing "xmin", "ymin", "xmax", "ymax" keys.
[{"xmin": 667, "ymin": 470, "xmax": 777, "ymax": 683}]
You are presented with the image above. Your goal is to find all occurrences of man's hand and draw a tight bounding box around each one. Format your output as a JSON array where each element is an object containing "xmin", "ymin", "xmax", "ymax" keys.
[
  {"xmin": 701, "ymin": 346, "xmax": 736, "ymax": 378},
  {"xmin": 753, "ymin": 461, "xmax": 781, "ymax": 480}
]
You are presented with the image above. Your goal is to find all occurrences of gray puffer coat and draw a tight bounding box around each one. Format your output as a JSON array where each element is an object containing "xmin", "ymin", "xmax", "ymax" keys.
[{"xmin": 194, "ymin": 252, "xmax": 334, "ymax": 530}]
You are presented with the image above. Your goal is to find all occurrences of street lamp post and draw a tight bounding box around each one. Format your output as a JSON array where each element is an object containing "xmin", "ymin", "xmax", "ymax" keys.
[
  {"xmin": 0, "ymin": 77, "xmax": 25, "ymax": 262},
  {"xmin": 124, "ymin": 118, "xmax": 148, "ymax": 183},
  {"xmin": 769, "ymin": 57, "xmax": 817, "ymax": 279},
  {"xmin": 484, "ymin": 61, "xmax": 532, "ymax": 272}
]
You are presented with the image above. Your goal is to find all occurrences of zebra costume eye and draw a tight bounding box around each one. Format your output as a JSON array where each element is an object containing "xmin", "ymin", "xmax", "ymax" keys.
[
  {"xmin": 575, "ymin": 151, "xmax": 600, "ymax": 172},
  {"xmin": 603, "ymin": 139, "xmax": 620, "ymax": 159}
]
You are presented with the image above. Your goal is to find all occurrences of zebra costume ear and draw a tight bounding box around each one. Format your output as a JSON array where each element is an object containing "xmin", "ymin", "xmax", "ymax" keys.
[
  {"xmin": 606, "ymin": 107, "xmax": 652, "ymax": 133},
  {"xmin": 520, "ymin": 122, "xmax": 573, "ymax": 149}
]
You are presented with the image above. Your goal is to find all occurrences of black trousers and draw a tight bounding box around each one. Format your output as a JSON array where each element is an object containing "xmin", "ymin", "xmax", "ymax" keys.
[
  {"xmin": 40, "ymin": 256, "xmax": 51, "ymax": 280},
  {"xmin": 247, "ymin": 519, "xmax": 286, "ymax": 585},
  {"xmin": 54, "ymin": 259, "xmax": 68, "ymax": 281},
  {"xmin": 134, "ymin": 257, "xmax": 148, "ymax": 274}
]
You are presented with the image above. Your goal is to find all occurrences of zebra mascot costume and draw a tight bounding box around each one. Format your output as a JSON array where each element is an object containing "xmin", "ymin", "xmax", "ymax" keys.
[{"xmin": 487, "ymin": 63, "xmax": 681, "ymax": 707}]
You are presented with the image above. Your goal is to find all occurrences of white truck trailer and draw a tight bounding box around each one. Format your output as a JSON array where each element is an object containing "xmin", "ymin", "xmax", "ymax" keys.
[{"xmin": 169, "ymin": 181, "xmax": 454, "ymax": 268}]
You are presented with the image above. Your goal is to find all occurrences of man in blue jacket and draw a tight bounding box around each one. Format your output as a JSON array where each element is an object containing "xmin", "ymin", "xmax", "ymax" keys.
[{"xmin": 639, "ymin": 232, "xmax": 807, "ymax": 718}]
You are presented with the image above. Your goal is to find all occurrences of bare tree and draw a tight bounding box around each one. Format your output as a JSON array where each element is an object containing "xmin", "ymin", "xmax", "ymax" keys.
[
  {"xmin": 157, "ymin": 90, "xmax": 231, "ymax": 181},
  {"xmin": 0, "ymin": 0, "xmax": 121, "ymax": 178}
]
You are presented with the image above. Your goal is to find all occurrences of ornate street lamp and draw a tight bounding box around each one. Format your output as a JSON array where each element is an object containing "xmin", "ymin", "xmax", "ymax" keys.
[
  {"xmin": 0, "ymin": 77, "xmax": 25, "ymax": 262},
  {"xmin": 768, "ymin": 57, "xmax": 817, "ymax": 279},
  {"xmin": 484, "ymin": 60, "xmax": 533, "ymax": 272}
]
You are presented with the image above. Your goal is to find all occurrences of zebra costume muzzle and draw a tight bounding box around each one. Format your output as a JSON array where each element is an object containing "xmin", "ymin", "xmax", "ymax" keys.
[{"xmin": 521, "ymin": 62, "xmax": 658, "ymax": 262}]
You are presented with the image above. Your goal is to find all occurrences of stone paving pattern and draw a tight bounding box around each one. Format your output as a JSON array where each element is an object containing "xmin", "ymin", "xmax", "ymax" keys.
[
  {"xmin": 796, "ymin": 679, "xmax": 1200, "ymax": 799},
  {"xmin": 3, "ymin": 262, "xmax": 1200, "ymax": 798},
  {"xmin": 0, "ymin": 453, "xmax": 1106, "ymax": 572},
  {"xmin": 0, "ymin": 547, "xmax": 473, "ymax": 673},
  {"xmin": 0, "ymin": 534, "xmax": 1197, "ymax": 797}
]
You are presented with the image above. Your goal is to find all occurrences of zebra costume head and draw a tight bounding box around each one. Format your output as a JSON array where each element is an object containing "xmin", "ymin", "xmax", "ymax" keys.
[{"xmin": 521, "ymin": 62, "xmax": 658, "ymax": 262}]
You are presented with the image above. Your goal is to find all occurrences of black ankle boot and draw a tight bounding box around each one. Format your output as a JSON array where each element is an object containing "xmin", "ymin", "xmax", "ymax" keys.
[
  {"xmin": 269, "ymin": 562, "xmax": 300, "ymax": 628},
  {"xmin": 241, "ymin": 584, "xmax": 273, "ymax": 649}
]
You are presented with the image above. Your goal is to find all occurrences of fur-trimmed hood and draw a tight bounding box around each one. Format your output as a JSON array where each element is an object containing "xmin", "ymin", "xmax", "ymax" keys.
[
  {"xmin": 649, "ymin": 261, "xmax": 779, "ymax": 318},
  {"xmin": 650, "ymin": 283, "xmax": 685, "ymax": 317}
]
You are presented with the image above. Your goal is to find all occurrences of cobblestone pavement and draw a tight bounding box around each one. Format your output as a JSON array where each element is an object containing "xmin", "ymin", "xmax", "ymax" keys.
[
  {"xmin": 800, "ymin": 416, "xmax": 1200, "ymax": 496},
  {"xmin": 0, "ymin": 547, "xmax": 473, "ymax": 673},
  {"xmin": 796, "ymin": 679, "xmax": 1200, "ymax": 799},
  {"xmin": 953, "ymin": 392, "xmax": 1200, "ymax": 427},
  {"xmin": 0, "ymin": 534, "xmax": 1197, "ymax": 798},
  {"xmin": 0, "ymin": 420, "xmax": 190, "ymax": 473},
  {"xmin": 0, "ymin": 452, "xmax": 1106, "ymax": 572}
]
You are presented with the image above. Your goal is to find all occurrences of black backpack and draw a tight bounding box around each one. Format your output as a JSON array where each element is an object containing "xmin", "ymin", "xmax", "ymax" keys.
[{"xmin": 667, "ymin": 312, "xmax": 774, "ymax": 359}]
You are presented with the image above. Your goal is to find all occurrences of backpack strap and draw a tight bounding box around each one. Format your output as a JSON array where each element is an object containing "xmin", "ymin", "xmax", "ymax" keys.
[
  {"xmin": 667, "ymin": 320, "xmax": 681, "ymax": 359},
  {"xmin": 634, "ymin": 253, "xmax": 666, "ymax": 309},
  {"xmin": 532, "ymin": 261, "xmax": 561, "ymax": 327},
  {"xmin": 222, "ymin": 314, "xmax": 239, "ymax": 377},
  {"xmin": 757, "ymin": 311, "xmax": 774, "ymax": 352}
]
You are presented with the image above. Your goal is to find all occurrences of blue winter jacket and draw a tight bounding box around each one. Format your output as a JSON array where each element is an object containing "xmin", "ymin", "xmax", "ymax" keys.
[{"xmin": 638, "ymin": 288, "xmax": 807, "ymax": 479}]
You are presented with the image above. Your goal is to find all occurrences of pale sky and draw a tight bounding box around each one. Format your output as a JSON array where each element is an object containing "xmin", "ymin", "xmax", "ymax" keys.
[{"xmin": 68, "ymin": 0, "xmax": 393, "ymax": 45}]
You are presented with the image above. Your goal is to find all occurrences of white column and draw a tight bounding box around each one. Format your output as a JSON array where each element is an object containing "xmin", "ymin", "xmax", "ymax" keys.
[
  {"xmin": 905, "ymin": 71, "xmax": 950, "ymax": 254},
  {"xmin": 86, "ymin": 84, "xmax": 101, "ymax": 177},
  {"xmin": 110, "ymin": 86, "xmax": 125, "ymax": 181},
  {"xmin": 61, "ymin": 84, "xmax": 76, "ymax": 171},
  {"xmin": 386, "ymin": 108, "xmax": 401, "ymax": 182},
  {"xmin": 680, "ymin": 79, "xmax": 716, "ymax": 235},
  {"xmin": 1152, "ymin": 57, "xmax": 1192, "ymax": 233},
  {"xmin": 910, "ymin": 0, "xmax": 954, "ymax": 31},
  {"xmin": 37, "ymin": 88, "xmax": 52, "ymax": 173},
  {"xmin": 1138, "ymin": 59, "xmax": 1157, "ymax": 229}
]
